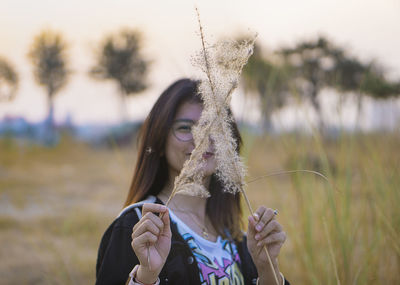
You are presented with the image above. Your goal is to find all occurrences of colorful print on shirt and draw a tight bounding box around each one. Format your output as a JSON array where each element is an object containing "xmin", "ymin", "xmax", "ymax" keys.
[
  {"xmin": 182, "ymin": 233, "xmax": 244, "ymax": 285},
  {"xmin": 169, "ymin": 210, "xmax": 245, "ymax": 285}
]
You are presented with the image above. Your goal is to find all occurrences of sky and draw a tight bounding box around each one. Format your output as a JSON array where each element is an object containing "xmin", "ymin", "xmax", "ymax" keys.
[{"xmin": 0, "ymin": 0, "xmax": 399, "ymax": 127}]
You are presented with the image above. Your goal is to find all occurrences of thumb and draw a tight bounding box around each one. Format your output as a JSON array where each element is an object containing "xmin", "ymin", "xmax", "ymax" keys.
[{"xmin": 161, "ymin": 209, "xmax": 172, "ymax": 237}]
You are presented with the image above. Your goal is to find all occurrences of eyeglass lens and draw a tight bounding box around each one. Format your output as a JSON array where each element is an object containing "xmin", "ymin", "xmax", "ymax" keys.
[{"xmin": 172, "ymin": 120, "xmax": 194, "ymax": 142}]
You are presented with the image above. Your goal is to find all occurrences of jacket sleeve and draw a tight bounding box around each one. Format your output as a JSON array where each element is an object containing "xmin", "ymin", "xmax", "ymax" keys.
[{"xmin": 96, "ymin": 211, "xmax": 141, "ymax": 285}]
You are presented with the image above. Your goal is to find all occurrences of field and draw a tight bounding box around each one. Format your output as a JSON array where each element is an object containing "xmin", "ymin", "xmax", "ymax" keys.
[{"xmin": 0, "ymin": 132, "xmax": 399, "ymax": 284}]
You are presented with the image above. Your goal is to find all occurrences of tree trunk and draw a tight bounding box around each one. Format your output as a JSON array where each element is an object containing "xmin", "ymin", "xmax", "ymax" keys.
[
  {"xmin": 310, "ymin": 87, "xmax": 324, "ymax": 134},
  {"xmin": 44, "ymin": 90, "xmax": 56, "ymax": 145},
  {"xmin": 120, "ymin": 93, "xmax": 128, "ymax": 123},
  {"xmin": 258, "ymin": 84, "xmax": 274, "ymax": 132},
  {"xmin": 47, "ymin": 97, "xmax": 54, "ymax": 129},
  {"xmin": 355, "ymin": 92, "xmax": 363, "ymax": 131}
]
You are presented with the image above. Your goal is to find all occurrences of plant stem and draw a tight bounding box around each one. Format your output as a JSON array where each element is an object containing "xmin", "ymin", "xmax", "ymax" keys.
[
  {"xmin": 241, "ymin": 186, "xmax": 280, "ymax": 285},
  {"xmin": 195, "ymin": 7, "xmax": 216, "ymax": 97}
]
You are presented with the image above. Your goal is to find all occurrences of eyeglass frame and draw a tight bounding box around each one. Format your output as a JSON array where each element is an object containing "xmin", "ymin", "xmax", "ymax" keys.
[{"xmin": 171, "ymin": 119, "xmax": 195, "ymax": 142}]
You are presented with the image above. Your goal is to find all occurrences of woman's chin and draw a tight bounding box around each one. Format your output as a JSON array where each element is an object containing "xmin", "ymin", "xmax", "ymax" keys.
[{"xmin": 201, "ymin": 164, "xmax": 216, "ymax": 178}]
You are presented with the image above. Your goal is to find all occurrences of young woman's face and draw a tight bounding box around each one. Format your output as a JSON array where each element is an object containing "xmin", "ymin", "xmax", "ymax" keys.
[{"xmin": 165, "ymin": 101, "xmax": 216, "ymax": 180}]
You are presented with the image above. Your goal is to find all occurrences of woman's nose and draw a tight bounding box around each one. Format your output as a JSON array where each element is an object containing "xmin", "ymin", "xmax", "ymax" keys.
[{"xmin": 208, "ymin": 136, "xmax": 215, "ymax": 150}]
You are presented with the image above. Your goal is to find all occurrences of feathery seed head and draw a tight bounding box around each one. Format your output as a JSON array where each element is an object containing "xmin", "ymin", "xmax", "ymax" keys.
[{"xmin": 168, "ymin": 14, "xmax": 256, "ymax": 201}]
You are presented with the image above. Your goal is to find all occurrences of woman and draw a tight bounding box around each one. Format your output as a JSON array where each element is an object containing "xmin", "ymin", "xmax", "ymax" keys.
[{"xmin": 96, "ymin": 78, "xmax": 289, "ymax": 285}]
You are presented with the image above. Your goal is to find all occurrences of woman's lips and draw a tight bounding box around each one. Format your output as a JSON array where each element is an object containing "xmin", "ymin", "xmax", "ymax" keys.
[
  {"xmin": 202, "ymin": 152, "xmax": 214, "ymax": 159},
  {"xmin": 186, "ymin": 152, "xmax": 215, "ymax": 159}
]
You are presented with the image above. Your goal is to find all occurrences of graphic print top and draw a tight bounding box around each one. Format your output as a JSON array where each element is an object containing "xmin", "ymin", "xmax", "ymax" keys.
[{"xmin": 169, "ymin": 210, "xmax": 244, "ymax": 285}]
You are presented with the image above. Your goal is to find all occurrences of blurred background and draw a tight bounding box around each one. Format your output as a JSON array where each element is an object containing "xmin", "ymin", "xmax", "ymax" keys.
[{"xmin": 0, "ymin": 0, "xmax": 399, "ymax": 284}]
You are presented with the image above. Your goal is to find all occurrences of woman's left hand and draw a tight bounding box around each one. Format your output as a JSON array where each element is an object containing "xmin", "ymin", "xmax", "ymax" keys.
[{"xmin": 247, "ymin": 206, "xmax": 286, "ymax": 278}]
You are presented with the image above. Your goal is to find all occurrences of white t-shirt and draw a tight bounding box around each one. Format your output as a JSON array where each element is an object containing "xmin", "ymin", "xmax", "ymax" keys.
[{"xmin": 169, "ymin": 210, "xmax": 245, "ymax": 285}]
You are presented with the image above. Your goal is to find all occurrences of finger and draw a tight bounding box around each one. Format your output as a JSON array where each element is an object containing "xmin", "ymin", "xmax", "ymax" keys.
[
  {"xmin": 254, "ymin": 220, "xmax": 283, "ymax": 241},
  {"xmin": 132, "ymin": 231, "xmax": 158, "ymax": 249},
  {"xmin": 247, "ymin": 214, "xmax": 258, "ymax": 237},
  {"xmin": 256, "ymin": 231, "xmax": 286, "ymax": 247},
  {"xmin": 132, "ymin": 212, "xmax": 164, "ymax": 235},
  {"xmin": 142, "ymin": 203, "xmax": 167, "ymax": 216},
  {"xmin": 132, "ymin": 218, "xmax": 161, "ymax": 238},
  {"xmin": 255, "ymin": 207, "xmax": 276, "ymax": 232},
  {"xmin": 143, "ymin": 212, "xmax": 164, "ymax": 231}
]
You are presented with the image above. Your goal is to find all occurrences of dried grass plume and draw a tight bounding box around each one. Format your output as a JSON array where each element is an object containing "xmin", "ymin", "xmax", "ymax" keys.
[{"xmin": 165, "ymin": 10, "xmax": 256, "ymax": 203}]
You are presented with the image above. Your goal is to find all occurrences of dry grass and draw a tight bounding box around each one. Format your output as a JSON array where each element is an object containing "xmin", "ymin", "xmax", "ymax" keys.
[
  {"xmin": 0, "ymin": 132, "xmax": 399, "ymax": 284},
  {"xmin": 0, "ymin": 136, "xmax": 135, "ymax": 284},
  {"xmin": 243, "ymin": 132, "xmax": 400, "ymax": 284}
]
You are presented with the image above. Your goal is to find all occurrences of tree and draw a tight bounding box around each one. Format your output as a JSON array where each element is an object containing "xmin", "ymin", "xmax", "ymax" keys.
[
  {"xmin": 28, "ymin": 30, "xmax": 70, "ymax": 131},
  {"xmin": 90, "ymin": 29, "xmax": 149, "ymax": 122},
  {"xmin": 278, "ymin": 36, "xmax": 342, "ymax": 131},
  {"xmin": 278, "ymin": 36, "xmax": 400, "ymax": 131},
  {"xmin": 0, "ymin": 57, "xmax": 19, "ymax": 101},
  {"xmin": 242, "ymin": 43, "xmax": 293, "ymax": 130}
]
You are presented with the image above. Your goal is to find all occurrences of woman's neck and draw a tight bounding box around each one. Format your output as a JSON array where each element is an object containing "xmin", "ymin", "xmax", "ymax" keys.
[
  {"xmin": 158, "ymin": 176, "xmax": 211, "ymax": 218},
  {"xmin": 158, "ymin": 178, "xmax": 217, "ymax": 241}
]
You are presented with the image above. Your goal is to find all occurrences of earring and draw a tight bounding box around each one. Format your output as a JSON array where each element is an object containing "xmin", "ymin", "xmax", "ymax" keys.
[{"xmin": 145, "ymin": 147, "xmax": 153, "ymax": 155}]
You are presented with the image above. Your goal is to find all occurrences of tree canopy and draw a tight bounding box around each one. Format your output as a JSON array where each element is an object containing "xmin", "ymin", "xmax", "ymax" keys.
[
  {"xmin": 90, "ymin": 29, "xmax": 149, "ymax": 96},
  {"xmin": 28, "ymin": 30, "xmax": 70, "ymax": 98},
  {"xmin": 0, "ymin": 57, "xmax": 19, "ymax": 101}
]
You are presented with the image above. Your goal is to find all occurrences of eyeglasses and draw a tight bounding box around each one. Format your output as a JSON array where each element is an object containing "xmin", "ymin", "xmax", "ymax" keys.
[{"xmin": 172, "ymin": 119, "xmax": 194, "ymax": 142}]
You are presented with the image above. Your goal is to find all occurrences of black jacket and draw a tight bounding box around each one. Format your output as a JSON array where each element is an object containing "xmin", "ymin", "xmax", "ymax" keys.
[{"xmin": 96, "ymin": 197, "xmax": 289, "ymax": 285}]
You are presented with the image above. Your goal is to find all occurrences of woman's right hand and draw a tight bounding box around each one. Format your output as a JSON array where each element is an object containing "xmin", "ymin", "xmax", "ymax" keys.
[{"xmin": 131, "ymin": 203, "xmax": 171, "ymax": 284}]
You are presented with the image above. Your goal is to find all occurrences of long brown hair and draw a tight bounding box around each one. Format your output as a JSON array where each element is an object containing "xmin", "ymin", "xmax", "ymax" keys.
[{"xmin": 124, "ymin": 78, "xmax": 243, "ymax": 240}]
